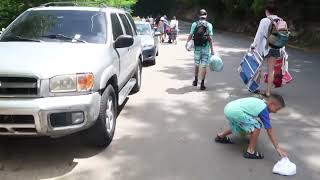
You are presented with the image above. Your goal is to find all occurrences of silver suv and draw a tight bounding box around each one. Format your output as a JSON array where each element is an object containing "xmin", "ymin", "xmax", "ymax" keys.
[{"xmin": 0, "ymin": 3, "xmax": 142, "ymax": 147}]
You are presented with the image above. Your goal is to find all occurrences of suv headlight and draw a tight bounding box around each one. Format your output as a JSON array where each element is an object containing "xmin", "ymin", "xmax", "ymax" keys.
[
  {"xmin": 142, "ymin": 39, "xmax": 154, "ymax": 48},
  {"xmin": 50, "ymin": 73, "xmax": 94, "ymax": 93}
]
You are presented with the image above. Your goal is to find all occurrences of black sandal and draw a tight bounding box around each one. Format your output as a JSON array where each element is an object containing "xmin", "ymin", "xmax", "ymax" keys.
[
  {"xmin": 243, "ymin": 151, "xmax": 264, "ymax": 159},
  {"xmin": 215, "ymin": 135, "xmax": 234, "ymax": 144}
]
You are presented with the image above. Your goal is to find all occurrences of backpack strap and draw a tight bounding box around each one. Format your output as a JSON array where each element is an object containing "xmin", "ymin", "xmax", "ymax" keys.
[
  {"xmin": 192, "ymin": 21, "xmax": 198, "ymax": 34},
  {"xmin": 192, "ymin": 20, "xmax": 207, "ymax": 34},
  {"xmin": 265, "ymin": 17, "xmax": 276, "ymax": 49},
  {"xmin": 198, "ymin": 20, "xmax": 208, "ymax": 27}
]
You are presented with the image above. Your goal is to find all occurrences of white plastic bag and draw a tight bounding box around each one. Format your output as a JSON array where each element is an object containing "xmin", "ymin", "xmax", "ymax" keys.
[
  {"xmin": 209, "ymin": 54, "xmax": 223, "ymax": 72},
  {"xmin": 272, "ymin": 157, "xmax": 296, "ymax": 176},
  {"xmin": 185, "ymin": 40, "xmax": 194, "ymax": 51}
]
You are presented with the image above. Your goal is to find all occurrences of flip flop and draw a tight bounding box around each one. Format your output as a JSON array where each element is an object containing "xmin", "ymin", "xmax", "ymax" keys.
[
  {"xmin": 214, "ymin": 135, "xmax": 234, "ymax": 144},
  {"xmin": 243, "ymin": 151, "xmax": 264, "ymax": 159}
]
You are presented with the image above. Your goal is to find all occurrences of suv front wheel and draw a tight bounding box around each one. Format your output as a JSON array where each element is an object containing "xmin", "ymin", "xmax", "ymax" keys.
[{"xmin": 87, "ymin": 84, "xmax": 117, "ymax": 147}]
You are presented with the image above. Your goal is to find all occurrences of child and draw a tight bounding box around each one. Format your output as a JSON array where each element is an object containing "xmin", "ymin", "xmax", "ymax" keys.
[{"xmin": 215, "ymin": 94, "xmax": 288, "ymax": 159}]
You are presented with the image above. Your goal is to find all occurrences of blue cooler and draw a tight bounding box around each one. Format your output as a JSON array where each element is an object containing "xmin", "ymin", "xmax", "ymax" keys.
[{"xmin": 238, "ymin": 51, "xmax": 264, "ymax": 92}]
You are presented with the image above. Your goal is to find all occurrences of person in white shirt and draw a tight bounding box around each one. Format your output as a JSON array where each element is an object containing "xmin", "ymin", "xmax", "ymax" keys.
[
  {"xmin": 149, "ymin": 16, "xmax": 154, "ymax": 26},
  {"xmin": 169, "ymin": 16, "xmax": 179, "ymax": 44},
  {"xmin": 251, "ymin": 3, "xmax": 283, "ymax": 97}
]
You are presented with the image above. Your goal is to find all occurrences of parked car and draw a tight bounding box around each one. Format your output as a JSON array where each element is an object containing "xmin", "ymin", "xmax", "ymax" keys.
[
  {"xmin": 0, "ymin": 2, "xmax": 143, "ymax": 147},
  {"xmin": 135, "ymin": 21, "xmax": 160, "ymax": 65}
]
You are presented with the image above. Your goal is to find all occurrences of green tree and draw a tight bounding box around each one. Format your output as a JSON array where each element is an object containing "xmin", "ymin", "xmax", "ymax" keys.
[{"xmin": 0, "ymin": 0, "xmax": 137, "ymax": 28}]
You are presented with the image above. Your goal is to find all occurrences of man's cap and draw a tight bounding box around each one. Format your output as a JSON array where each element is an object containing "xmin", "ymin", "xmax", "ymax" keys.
[{"xmin": 199, "ymin": 9, "xmax": 207, "ymax": 18}]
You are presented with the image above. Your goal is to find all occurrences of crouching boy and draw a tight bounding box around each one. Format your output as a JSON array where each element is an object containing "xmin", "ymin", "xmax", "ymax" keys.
[{"xmin": 215, "ymin": 94, "xmax": 288, "ymax": 159}]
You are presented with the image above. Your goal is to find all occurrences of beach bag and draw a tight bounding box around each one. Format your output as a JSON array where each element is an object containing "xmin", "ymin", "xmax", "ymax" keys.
[
  {"xmin": 267, "ymin": 17, "xmax": 290, "ymax": 48},
  {"xmin": 209, "ymin": 54, "xmax": 223, "ymax": 72},
  {"xmin": 193, "ymin": 21, "xmax": 209, "ymax": 46},
  {"xmin": 282, "ymin": 71, "xmax": 293, "ymax": 84},
  {"xmin": 264, "ymin": 55, "xmax": 293, "ymax": 87},
  {"xmin": 273, "ymin": 157, "xmax": 297, "ymax": 176},
  {"xmin": 264, "ymin": 58, "xmax": 284, "ymax": 88}
]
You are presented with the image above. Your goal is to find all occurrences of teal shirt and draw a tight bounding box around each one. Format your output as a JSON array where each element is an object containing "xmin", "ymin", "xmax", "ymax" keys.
[
  {"xmin": 190, "ymin": 21, "xmax": 214, "ymax": 50},
  {"xmin": 224, "ymin": 97, "xmax": 267, "ymax": 120}
]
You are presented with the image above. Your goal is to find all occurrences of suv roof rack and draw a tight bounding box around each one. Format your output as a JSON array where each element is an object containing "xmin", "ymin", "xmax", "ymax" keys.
[{"xmin": 40, "ymin": 1, "xmax": 109, "ymax": 8}]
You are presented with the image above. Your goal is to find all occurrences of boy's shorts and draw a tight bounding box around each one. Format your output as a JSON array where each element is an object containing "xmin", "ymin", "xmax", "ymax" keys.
[
  {"xmin": 194, "ymin": 46, "xmax": 210, "ymax": 67},
  {"xmin": 224, "ymin": 106, "xmax": 262, "ymax": 135}
]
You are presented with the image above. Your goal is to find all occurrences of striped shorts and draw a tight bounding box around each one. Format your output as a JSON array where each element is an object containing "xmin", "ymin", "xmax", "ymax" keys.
[{"xmin": 194, "ymin": 46, "xmax": 210, "ymax": 67}]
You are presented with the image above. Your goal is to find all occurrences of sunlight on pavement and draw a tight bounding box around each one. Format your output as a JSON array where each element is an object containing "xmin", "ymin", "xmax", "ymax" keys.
[{"xmin": 306, "ymin": 155, "xmax": 320, "ymax": 169}]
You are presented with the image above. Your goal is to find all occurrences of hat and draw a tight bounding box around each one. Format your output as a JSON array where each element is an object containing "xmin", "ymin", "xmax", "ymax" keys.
[
  {"xmin": 199, "ymin": 9, "xmax": 207, "ymax": 18},
  {"xmin": 160, "ymin": 17, "xmax": 165, "ymax": 21}
]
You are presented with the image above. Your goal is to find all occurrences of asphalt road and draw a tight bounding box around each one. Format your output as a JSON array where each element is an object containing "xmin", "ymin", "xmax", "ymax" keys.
[{"xmin": 0, "ymin": 22, "xmax": 320, "ymax": 180}]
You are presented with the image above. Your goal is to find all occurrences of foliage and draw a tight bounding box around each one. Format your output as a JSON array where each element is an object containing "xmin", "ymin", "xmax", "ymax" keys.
[
  {"xmin": 0, "ymin": 0, "xmax": 137, "ymax": 28},
  {"xmin": 251, "ymin": 0, "xmax": 268, "ymax": 16}
]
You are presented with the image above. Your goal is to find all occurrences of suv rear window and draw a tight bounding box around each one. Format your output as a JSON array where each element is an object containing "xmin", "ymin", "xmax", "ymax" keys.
[
  {"xmin": 0, "ymin": 10, "xmax": 107, "ymax": 44},
  {"xmin": 126, "ymin": 13, "xmax": 137, "ymax": 34},
  {"xmin": 111, "ymin": 13, "xmax": 124, "ymax": 40},
  {"xmin": 119, "ymin": 14, "xmax": 133, "ymax": 36}
]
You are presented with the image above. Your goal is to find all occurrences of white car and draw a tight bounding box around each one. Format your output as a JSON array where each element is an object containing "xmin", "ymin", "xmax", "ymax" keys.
[{"xmin": 136, "ymin": 21, "xmax": 160, "ymax": 65}]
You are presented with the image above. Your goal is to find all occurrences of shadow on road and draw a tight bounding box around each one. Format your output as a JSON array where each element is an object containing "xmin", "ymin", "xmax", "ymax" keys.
[
  {"xmin": 166, "ymin": 86, "xmax": 196, "ymax": 94},
  {"xmin": 0, "ymin": 133, "xmax": 104, "ymax": 180}
]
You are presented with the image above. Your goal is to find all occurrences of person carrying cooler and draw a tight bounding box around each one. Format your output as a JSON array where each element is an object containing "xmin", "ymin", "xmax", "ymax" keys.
[
  {"xmin": 251, "ymin": 3, "xmax": 289, "ymax": 97},
  {"xmin": 186, "ymin": 9, "xmax": 214, "ymax": 90},
  {"xmin": 215, "ymin": 94, "xmax": 288, "ymax": 159}
]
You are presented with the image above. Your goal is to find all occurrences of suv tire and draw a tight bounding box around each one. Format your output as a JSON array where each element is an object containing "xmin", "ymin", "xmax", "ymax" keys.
[
  {"xmin": 87, "ymin": 85, "xmax": 117, "ymax": 147},
  {"xmin": 150, "ymin": 58, "xmax": 156, "ymax": 65},
  {"xmin": 131, "ymin": 60, "xmax": 142, "ymax": 94}
]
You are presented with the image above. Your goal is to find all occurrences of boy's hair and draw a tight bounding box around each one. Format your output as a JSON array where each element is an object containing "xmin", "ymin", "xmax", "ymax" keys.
[
  {"xmin": 269, "ymin": 93, "xmax": 285, "ymax": 107},
  {"xmin": 265, "ymin": 2, "xmax": 277, "ymax": 14}
]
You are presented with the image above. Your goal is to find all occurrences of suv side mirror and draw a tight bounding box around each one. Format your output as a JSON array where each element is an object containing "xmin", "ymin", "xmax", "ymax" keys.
[{"xmin": 114, "ymin": 35, "xmax": 134, "ymax": 48}]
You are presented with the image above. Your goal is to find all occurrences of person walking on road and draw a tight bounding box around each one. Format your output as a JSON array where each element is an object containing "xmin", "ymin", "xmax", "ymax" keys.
[
  {"xmin": 186, "ymin": 9, "xmax": 214, "ymax": 90},
  {"xmin": 251, "ymin": 3, "xmax": 284, "ymax": 97},
  {"xmin": 169, "ymin": 16, "xmax": 179, "ymax": 44},
  {"xmin": 159, "ymin": 17, "xmax": 165, "ymax": 43}
]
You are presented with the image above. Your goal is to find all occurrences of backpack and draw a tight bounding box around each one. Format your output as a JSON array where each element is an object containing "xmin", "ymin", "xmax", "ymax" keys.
[
  {"xmin": 267, "ymin": 17, "xmax": 290, "ymax": 48},
  {"xmin": 193, "ymin": 21, "xmax": 210, "ymax": 46}
]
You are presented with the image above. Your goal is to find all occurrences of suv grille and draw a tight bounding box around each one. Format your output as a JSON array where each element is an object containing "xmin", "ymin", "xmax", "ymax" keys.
[
  {"xmin": 0, "ymin": 115, "xmax": 37, "ymax": 135},
  {"xmin": 0, "ymin": 115, "xmax": 35, "ymax": 124},
  {"xmin": 0, "ymin": 77, "xmax": 38, "ymax": 96}
]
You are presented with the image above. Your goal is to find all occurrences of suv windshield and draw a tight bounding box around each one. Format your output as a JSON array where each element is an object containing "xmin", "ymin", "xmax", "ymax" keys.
[
  {"xmin": 136, "ymin": 23, "xmax": 152, "ymax": 35},
  {"xmin": 0, "ymin": 10, "xmax": 107, "ymax": 44}
]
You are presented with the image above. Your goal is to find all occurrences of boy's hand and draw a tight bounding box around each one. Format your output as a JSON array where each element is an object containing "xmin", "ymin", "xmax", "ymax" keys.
[
  {"xmin": 185, "ymin": 42, "xmax": 191, "ymax": 51},
  {"xmin": 276, "ymin": 146, "xmax": 288, "ymax": 157}
]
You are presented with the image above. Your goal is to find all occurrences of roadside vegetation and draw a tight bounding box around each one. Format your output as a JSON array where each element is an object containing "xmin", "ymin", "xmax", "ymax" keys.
[
  {"xmin": 0, "ymin": 0, "xmax": 318, "ymax": 48},
  {"xmin": 134, "ymin": 0, "xmax": 319, "ymax": 49},
  {"xmin": 0, "ymin": 0, "xmax": 137, "ymax": 28}
]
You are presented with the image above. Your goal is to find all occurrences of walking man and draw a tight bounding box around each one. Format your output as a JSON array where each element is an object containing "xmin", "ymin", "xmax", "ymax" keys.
[{"xmin": 186, "ymin": 9, "xmax": 214, "ymax": 90}]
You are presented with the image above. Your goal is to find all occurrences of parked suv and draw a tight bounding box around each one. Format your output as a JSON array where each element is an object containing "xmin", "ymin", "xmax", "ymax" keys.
[{"xmin": 0, "ymin": 3, "xmax": 142, "ymax": 147}]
